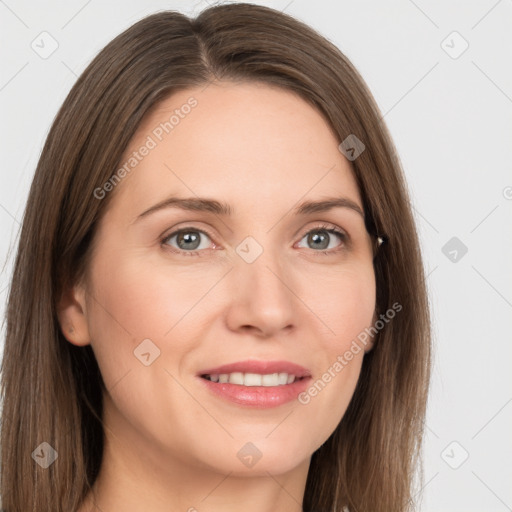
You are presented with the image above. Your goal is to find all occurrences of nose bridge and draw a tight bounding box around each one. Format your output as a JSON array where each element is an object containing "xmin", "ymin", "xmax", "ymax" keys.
[{"xmin": 225, "ymin": 235, "xmax": 296, "ymax": 335}]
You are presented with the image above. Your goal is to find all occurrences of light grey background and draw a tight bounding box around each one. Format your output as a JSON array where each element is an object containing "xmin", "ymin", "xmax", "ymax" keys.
[{"xmin": 1, "ymin": 1, "xmax": 511, "ymax": 510}]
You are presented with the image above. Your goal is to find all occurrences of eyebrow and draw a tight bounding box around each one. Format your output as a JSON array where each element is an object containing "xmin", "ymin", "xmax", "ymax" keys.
[{"xmin": 132, "ymin": 195, "xmax": 364, "ymax": 223}]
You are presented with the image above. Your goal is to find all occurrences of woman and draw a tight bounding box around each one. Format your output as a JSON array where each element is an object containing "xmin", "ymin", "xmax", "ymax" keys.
[{"xmin": 0, "ymin": 3, "xmax": 431, "ymax": 511}]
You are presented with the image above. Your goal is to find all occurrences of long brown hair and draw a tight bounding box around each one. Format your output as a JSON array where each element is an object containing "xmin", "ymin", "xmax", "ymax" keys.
[{"xmin": 0, "ymin": 4, "xmax": 431, "ymax": 511}]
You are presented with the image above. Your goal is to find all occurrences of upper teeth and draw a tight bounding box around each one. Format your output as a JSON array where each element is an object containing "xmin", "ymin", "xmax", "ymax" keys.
[{"xmin": 204, "ymin": 372, "xmax": 297, "ymax": 386}]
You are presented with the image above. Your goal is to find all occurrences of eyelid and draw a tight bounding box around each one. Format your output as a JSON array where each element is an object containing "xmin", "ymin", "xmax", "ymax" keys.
[
  {"xmin": 295, "ymin": 221, "xmax": 347, "ymax": 240},
  {"xmin": 294, "ymin": 222, "xmax": 348, "ymax": 253},
  {"xmin": 160, "ymin": 225, "xmax": 218, "ymax": 255}
]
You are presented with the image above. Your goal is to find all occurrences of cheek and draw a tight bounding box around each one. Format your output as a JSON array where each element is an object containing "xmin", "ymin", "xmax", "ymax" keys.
[
  {"xmin": 294, "ymin": 263, "xmax": 375, "ymax": 437},
  {"xmin": 84, "ymin": 252, "xmax": 228, "ymax": 388},
  {"xmin": 333, "ymin": 273, "xmax": 375, "ymax": 342},
  {"xmin": 302, "ymin": 261, "xmax": 376, "ymax": 346},
  {"xmin": 83, "ymin": 256, "xmax": 178, "ymax": 386},
  {"xmin": 87, "ymin": 254, "xmax": 213, "ymax": 341}
]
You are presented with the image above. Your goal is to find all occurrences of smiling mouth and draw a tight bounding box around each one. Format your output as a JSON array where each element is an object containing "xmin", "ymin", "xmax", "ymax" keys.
[{"xmin": 201, "ymin": 372, "xmax": 306, "ymax": 387}]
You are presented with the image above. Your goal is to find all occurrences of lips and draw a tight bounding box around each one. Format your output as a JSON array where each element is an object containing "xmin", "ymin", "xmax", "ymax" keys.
[
  {"xmin": 197, "ymin": 359, "xmax": 312, "ymax": 408},
  {"xmin": 198, "ymin": 360, "xmax": 311, "ymax": 378}
]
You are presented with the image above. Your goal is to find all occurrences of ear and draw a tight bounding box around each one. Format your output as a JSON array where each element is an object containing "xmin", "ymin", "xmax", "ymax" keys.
[{"xmin": 56, "ymin": 280, "xmax": 91, "ymax": 347}]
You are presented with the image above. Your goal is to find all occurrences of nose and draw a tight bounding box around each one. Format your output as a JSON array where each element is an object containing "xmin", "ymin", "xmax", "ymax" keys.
[{"xmin": 224, "ymin": 247, "xmax": 296, "ymax": 338}]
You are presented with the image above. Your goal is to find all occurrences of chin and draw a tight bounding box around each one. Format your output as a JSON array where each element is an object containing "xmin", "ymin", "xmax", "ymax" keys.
[{"xmin": 190, "ymin": 434, "xmax": 314, "ymax": 476}]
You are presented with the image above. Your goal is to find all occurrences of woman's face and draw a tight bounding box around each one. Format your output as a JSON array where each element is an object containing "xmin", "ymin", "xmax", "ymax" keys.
[{"xmin": 65, "ymin": 81, "xmax": 376, "ymax": 477}]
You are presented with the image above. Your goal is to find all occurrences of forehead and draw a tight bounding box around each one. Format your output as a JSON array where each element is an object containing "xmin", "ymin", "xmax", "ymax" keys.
[{"xmin": 108, "ymin": 81, "xmax": 362, "ymax": 220}]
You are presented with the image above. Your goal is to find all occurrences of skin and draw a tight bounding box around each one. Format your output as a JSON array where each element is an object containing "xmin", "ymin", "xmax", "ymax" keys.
[{"xmin": 59, "ymin": 81, "xmax": 377, "ymax": 512}]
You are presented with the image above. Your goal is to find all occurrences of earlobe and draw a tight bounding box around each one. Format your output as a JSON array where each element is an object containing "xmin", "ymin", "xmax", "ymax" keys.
[
  {"xmin": 363, "ymin": 309, "xmax": 378, "ymax": 354},
  {"xmin": 57, "ymin": 283, "xmax": 91, "ymax": 347},
  {"xmin": 364, "ymin": 339, "xmax": 375, "ymax": 354}
]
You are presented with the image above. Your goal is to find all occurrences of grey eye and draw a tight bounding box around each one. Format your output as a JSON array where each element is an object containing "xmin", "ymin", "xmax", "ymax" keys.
[
  {"xmin": 297, "ymin": 229, "xmax": 345, "ymax": 251},
  {"xmin": 164, "ymin": 230, "xmax": 211, "ymax": 251}
]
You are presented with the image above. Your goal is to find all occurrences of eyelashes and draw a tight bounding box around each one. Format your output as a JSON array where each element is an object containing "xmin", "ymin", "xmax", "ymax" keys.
[
  {"xmin": 295, "ymin": 224, "xmax": 348, "ymax": 254},
  {"xmin": 160, "ymin": 223, "xmax": 349, "ymax": 258}
]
